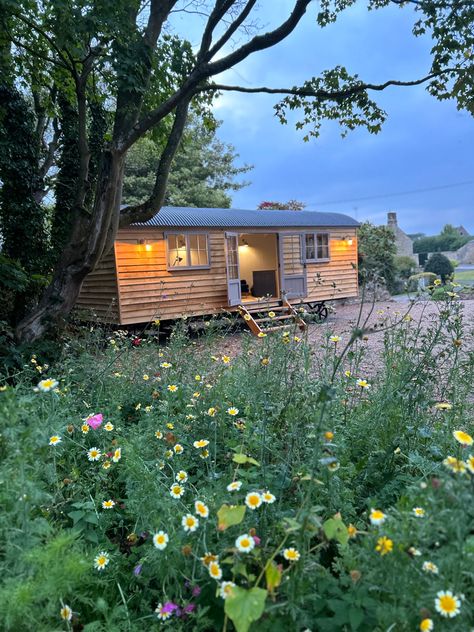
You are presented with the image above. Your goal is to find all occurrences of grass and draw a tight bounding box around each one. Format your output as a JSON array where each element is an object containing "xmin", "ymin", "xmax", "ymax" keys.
[{"xmin": 454, "ymin": 269, "xmax": 474, "ymax": 286}]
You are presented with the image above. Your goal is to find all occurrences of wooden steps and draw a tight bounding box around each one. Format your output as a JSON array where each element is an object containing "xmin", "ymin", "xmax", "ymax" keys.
[{"xmin": 238, "ymin": 299, "xmax": 307, "ymax": 337}]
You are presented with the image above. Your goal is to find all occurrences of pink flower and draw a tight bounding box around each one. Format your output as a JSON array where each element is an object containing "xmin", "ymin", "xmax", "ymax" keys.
[
  {"xmin": 132, "ymin": 337, "xmax": 142, "ymax": 347},
  {"xmin": 253, "ymin": 536, "xmax": 261, "ymax": 546},
  {"xmin": 86, "ymin": 413, "xmax": 103, "ymax": 429}
]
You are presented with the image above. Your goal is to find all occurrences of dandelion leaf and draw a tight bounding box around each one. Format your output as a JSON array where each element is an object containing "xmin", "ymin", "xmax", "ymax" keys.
[
  {"xmin": 233, "ymin": 453, "xmax": 260, "ymax": 466},
  {"xmin": 217, "ymin": 504, "xmax": 246, "ymax": 531},
  {"xmin": 224, "ymin": 586, "xmax": 267, "ymax": 632}
]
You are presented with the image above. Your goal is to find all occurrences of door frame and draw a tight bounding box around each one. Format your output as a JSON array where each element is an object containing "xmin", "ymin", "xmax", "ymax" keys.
[{"xmin": 225, "ymin": 232, "xmax": 242, "ymax": 306}]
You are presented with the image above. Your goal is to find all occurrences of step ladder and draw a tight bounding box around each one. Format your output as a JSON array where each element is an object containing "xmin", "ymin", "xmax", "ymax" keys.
[{"xmin": 238, "ymin": 299, "xmax": 307, "ymax": 337}]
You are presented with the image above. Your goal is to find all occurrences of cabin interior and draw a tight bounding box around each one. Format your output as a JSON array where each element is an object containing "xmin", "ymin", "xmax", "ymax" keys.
[{"xmin": 237, "ymin": 233, "xmax": 279, "ymax": 302}]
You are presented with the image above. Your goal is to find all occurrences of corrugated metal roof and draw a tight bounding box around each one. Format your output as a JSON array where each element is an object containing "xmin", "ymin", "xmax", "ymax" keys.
[{"xmin": 131, "ymin": 206, "xmax": 359, "ymax": 229}]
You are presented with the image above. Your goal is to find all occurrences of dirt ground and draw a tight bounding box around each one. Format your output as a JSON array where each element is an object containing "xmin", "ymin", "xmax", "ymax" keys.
[{"xmin": 217, "ymin": 298, "xmax": 474, "ymax": 378}]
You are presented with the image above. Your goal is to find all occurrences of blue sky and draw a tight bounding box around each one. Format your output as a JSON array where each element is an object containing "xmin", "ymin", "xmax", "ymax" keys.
[{"xmin": 174, "ymin": 0, "xmax": 474, "ymax": 235}]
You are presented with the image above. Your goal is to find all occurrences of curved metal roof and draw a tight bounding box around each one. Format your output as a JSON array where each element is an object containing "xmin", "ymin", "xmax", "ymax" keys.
[{"xmin": 131, "ymin": 206, "xmax": 359, "ymax": 229}]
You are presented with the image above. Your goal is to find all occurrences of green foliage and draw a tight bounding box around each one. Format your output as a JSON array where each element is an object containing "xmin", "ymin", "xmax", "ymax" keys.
[
  {"xmin": 394, "ymin": 255, "xmax": 417, "ymax": 280},
  {"xmin": 1, "ymin": 292, "xmax": 473, "ymax": 630},
  {"xmin": 413, "ymin": 224, "xmax": 471, "ymax": 254},
  {"xmin": 424, "ymin": 253, "xmax": 454, "ymax": 283},
  {"xmin": 257, "ymin": 200, "xmax": 306, "ymax": 210},
  {"xmin": 122, "ymin": 118, "xmax": 251, "ymax": 209},
  {"xmin": 357, "ymin": 222, "xmax": 397, "ymax": 291},
  {"xmin": 407, "ymin": 272, "xmax": 437, "ymax": 292}
]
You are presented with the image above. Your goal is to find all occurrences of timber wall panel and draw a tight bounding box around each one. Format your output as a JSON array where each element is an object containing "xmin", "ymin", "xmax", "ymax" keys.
[{"xmin": 76, "ymin": 249, "xmax": 120, "ymax": 322}]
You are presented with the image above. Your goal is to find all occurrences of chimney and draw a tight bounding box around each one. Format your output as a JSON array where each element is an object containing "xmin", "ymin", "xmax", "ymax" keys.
[{"xmin": 387, "ymin": 212, "xmax": 398, "ymax": 227}]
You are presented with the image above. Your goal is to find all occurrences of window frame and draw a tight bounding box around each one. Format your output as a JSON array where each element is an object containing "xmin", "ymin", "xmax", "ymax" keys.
[
  {"xmin": 165, "ymin": 231, "xmax": 211, "ymax": 271},
  {"xmin": 302, "ymin": 232, "xmax": 330, "ymax": 263}
]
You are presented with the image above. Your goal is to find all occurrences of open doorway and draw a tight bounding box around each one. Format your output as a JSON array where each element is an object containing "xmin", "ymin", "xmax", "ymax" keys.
[{"xmin": 238, "ymin": 233, "xmax": 279, "ymax": 301}]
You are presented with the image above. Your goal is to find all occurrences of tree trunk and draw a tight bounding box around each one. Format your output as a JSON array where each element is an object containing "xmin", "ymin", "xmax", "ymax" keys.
[{"xmin": 16, "ymin": 149, "xmax": 125, "ymax": 343}]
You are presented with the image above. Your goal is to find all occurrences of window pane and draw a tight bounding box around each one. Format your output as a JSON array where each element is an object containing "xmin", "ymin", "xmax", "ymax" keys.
[
  {"xmin": 305, "ymin": 234, "xmax": 315, "ymax": 260},
  {"xmin": 316, "ymin": 234, "xmax": 329, "ymax": 259},
  {"xmin": 190, "ymin": 234, "xmax": 209, "ymax": 266},
  {"xmin": 168, "ymin": 234, "xmax": 187, "ymax": 267}
]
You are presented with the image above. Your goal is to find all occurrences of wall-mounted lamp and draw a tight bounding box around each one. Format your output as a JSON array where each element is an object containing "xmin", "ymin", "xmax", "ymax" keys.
[
  {"xmin": 343, "ymin": 236, "xmax": 353, "ymax": 246},
  {"xmin": 138, "ymin": 239, "xmax": 153, "ymax": 251},
  {"xmin": 239, "ymin": 238, "xmax": 249, "ymax": 248}
]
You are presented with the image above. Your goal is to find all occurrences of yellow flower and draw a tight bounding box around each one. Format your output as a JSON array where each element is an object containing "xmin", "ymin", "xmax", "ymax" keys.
[
  {"xmin": 153, "ymin": 319, "xmax": 161, "ymax": 325},
  {"xmin": 161, "ymin": 362, "xmax": 172, "ymax": 368},
  {"xmin": 102, "ymin": 460, "xmax": 111, "ymax": 470},
  {"xmin": 453, "ymin": 430, "xmax": 473, "ymax": 447},
  {"xmin": 412, "ymin": 507, "xmax": 425, "ymax": 517},
  {"xmin": 422, "ymin": 561, "xmax": 439, "ymax": 574},
  {"xmin": 245, "ymin": 492, "xmax": 263, "ymax": 510},
  {"xmin": 443, "ymin": 455, "xmax": 466, "ymax": 474},
  {"xmin": 174, "ymin": 444, "xmax": 184, "ymax": 454},
  {"xmin": 235, "ymin": 534, "xmax": 255, "ymax": 553},
  {"xmin": 257, "ymin": 332, "xmax": 267, "ymax": 338},
  {"xmin": 201, "ymin": 552, "xmax": 219, "ymax": 566},
  {"xmin": 104, "ymin": 422, "xmax": 114, "ymax": 432},
  {"xmin": 268, "ymin": 311, "xmax": 276, "ymax": 318},
  {"xmin": 433, "ymin": 278, "xmax": 441, "ymax": 286},
  {"xmin": 344, "ymin": 370, "xmax": 351, "ymax": 377},
  {"xmin": 195, "ymin": 374, "xmax": 202, "ymax": 381},
  {"xmin": 283, "ymin": 547, "xmax": 300, "ymax": 561},
  {"xmin": 193, "ymin": 439, "xmax": 209, "ymax": 448},
  {"xmin": 369, "ymin": 508, "xmax": 386, "ymax": 525},
  {"xmin": 94, "ymin": 551, "xmax": 110, "ymax": 571},
  {"xmin": 348, "ymin": 524, "xmax": 358, "ymax": 538},
  {"xmin": 207, "ymin": 407, "xmax": 217, "ymax": 417},
  {"xmin": 49, "ymin": 435, "xmax": 61, "ymax": 446},
  {"xmin": 227, "ymin": 481, "xmax": 242, "ymax": 492},
  {"xmin": 219, "ymin": 581, "xmax": 236, "ymax": 599},
  {"xmin": 155, "ymin": 430, "xmax": 163, "ymax": 439},
  {"xmin": 176, "ymin": 470, "xmax": 188, "ymax": 483},
  {"xmin": 330, "ymin": 335, "xmax": 341, "ymax": 343},
  {"xmin": 194, "ymin": 500, "xmax": 209, "ymax": 518},
  {"xmin": 102, "ymin": 499, "xmax": 115, "ymax": 509},
  {"xmin": 222, "ymin": 355, "xmax": 231, "ymax": 364},
  {"xmin": 434, "ymin": 402, "xmax": 452, "ymax": 410},
  {"xmin": 419, "ymin": 618, "xmax": 434, "ymax": 631},
  {"xmin": 87, "ymin": 447, "xmax": 101, "ymax": 461},
  {"xmin": 262, "ymin": 491, "xmax": 276, "ymax": 504},
  {"xmin": 227, "ymin": 407, "xmax": 239, "ymax": 416},
  {"xmin": 38, "ymin": 378, "xmax": 59, "ymax": 392},
  {"xmin": 208, "ymin": 560, "xmax": 222, "ymax": 579},
  {"xmin": 324, "ymin": 431, "xmax": 334, "ymax": 441},
  {"xmin": 167, "ymin": 384, "xmax": 178, "ymax": 392},
  {"xmin": 170, "ymin": 484, "xmax": 185, "ymax": 498},
  {"xmin": 375, "ymin": 536, "xmax": 393, "ymax": 556},
  {"xmin": 60, "ymin": 605, "xmax": 72, "ymax": 621},
  {"xmin": 435, "ymin": 591, "xmax": 461, "ymax": 618},
  {"xmin": 142, "ymin": 374, "xmax": 150, "ymax": 381},
  {"xmin": 112, "ymin": 447, "xmax": 122, "ymax": 462},
  {"xmin": 466, "ymin": 454, "xmax": 474, "ymax": 474},
  {"xmin": 181, "ymin": 513, "xmax": 199, "ymax": 532},
  {"xmin": 153, "ymin": 531, "xmax": 169, "ymax": 550},
  {"xmin": 243, "ymin": 314, "xmax": 251, "ymax": 321},
  {"xmin": 166, "ymin": 423, "xmax": 174, "ymax": 429},
  {"xmin": 356, "ymin": 378, "xmax": 370, "ymax": 389}
]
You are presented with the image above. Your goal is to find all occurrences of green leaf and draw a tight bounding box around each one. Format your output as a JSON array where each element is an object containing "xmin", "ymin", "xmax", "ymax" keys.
[
  {"xmin": 323, "ymin": 517, "xmax": 349, "ymax": 545},
  {"xmin": 67, "ymin": 510, "xmax": 85, "ymax": 523},
  {"xmin": 224, "ymin": 586, "xmax": 267, "ymax": 632},
  {"xmin": 265, "ymin": 561, "xmax": 282, "ymax": 594},
  {"xmin": 282, "ymin": 517, "xmax": 302, "ymax": 533},
  {"xmin": 217, "ymin": 504, "xmax": 246, "ymax": 531},
  {"xmin": 233, "ymin": 453, "xmax": 260, "ymax": 466}
]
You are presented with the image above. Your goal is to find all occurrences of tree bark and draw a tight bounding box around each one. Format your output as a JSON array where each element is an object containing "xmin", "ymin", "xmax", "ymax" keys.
[{"xmin": 16, "ymin": 149, "xmax": 125, "ymax": 342}]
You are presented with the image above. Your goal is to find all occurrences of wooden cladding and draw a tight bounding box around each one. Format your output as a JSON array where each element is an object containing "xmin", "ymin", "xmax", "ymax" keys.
[{"xmin": 76, "ymin": 227, "xmax": 358, "ymax": 325}]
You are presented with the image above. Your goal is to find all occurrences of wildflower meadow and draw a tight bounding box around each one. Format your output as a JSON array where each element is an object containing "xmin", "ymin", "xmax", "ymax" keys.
[{"xmin": 1, "ymin": 291, "xmax": 473, "ymax": 631}]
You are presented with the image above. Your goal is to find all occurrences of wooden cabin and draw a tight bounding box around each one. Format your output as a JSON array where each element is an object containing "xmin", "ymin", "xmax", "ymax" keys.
[{"xmin": 76, "ymin": 206, "xmax": 359, "ymax": 325}]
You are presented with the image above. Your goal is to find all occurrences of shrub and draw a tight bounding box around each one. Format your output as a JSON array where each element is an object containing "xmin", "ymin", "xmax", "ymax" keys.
[
  {"xmin": 357, "ymin": 222, "xmax": 397, "ymax": 292},
  {"xmin": 424, "ymin": 253, "xmax": 454, "ymax": 283},
  {"xmin": 394, "ymin": 255, "xmax": 417, "ymax": 279}
]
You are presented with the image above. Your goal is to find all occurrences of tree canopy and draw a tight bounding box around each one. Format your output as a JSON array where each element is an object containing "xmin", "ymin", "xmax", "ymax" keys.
[
  {"xmin": 123, "ymin": 118, "xmax": 251, "ymax": 209},
  {"xmin": 413, "ymin": 224, "xmax": 471, "ymax": 254},
  {"xmin": 0, "ymin": 0, "xmax": 473, "ymax": 341}
]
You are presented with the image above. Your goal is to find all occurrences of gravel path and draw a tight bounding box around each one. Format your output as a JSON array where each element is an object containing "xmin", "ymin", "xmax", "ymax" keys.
[{"xmin": 217, "ymin": 298, "xmax": 474, "ymax": 379}]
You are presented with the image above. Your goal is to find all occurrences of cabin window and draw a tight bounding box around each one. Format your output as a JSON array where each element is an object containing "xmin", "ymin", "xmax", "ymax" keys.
[
  {"xmin": 304, "ymin": 233, "xmax": 330, "ymax": 262},
  {"xmin": 167, "ymin": 233, "xmax": 210, "ymax": 269}
]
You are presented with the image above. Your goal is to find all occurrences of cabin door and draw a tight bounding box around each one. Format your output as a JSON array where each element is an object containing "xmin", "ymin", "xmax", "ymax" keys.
[
  {"xmin": 278, "ymin": 233, "xmax": 307, "ymax": 299},
  {"xmin": 225, "ymin": 232, "xmax": 241, "ymax": 306}
]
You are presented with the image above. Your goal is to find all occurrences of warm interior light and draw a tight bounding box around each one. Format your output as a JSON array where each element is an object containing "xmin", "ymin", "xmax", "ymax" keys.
[
  {"xmin": 347, "ymin": 238, "xmax": 353, "ymax": 246},
  {"xmin": 239, "ymin": 238, "xmax": 249, "ymax": 249},
  {"xmin": 145, "ymin": 243, "xmax": 152, "ymax": 251},
  {"xmin": 343, "ymin": 236, "xmax": 353, "ymax": 246}
]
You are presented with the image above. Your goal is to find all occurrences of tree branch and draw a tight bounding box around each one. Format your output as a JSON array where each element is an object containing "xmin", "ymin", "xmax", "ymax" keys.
[
  {"xmin": 204, "ymin": 69, "xmax": 463, "ymax": 99},
  {"xmin": 197, "ymin": 0, "xmax": 236, "ymax": 62},
  {"xmin": 207, "ymin": 0, "xmax": 258, "ymax": 59},
  {"xmin": 119, "ymin": 96, "xmax": 192, "ymax": 226}
]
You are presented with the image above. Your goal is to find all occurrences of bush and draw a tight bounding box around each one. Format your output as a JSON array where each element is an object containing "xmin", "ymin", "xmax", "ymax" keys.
[
  {"xmin": 406, "ymin": 272, "xmax": 437, "ymax": 292},
  {"xmin": 424, "ymin": 253, "xmax": 454, "ymax": 283},
  {"xmin": 1, "ymin": 299, "xmax": 473, "ymax": 631},
  {"xmin": 394, "ymin": 255, "xmax": 417, "ymax": 280},
  {"xmin": 357, "ymin": 222, "xmax": 397, "ymax": 292}
]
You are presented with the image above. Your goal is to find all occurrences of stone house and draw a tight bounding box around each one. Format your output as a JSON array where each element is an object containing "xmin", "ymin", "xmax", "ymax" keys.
[{"xmin": 386, "ymin": 212, "xmax": 417, "ymax": 262}]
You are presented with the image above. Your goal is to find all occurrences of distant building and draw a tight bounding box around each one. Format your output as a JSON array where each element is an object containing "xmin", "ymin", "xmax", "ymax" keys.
[
  {"xmin": 386, "ymin": 212, "xmax": 416, "ymax": 260},
  {"xmin": 454, "ymin": 225, "xmax": 469, "ymax": 237}
]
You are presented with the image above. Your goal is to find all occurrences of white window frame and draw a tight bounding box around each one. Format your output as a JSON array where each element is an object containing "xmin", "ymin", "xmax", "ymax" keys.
[
  {"xmin": 303, "ymin": 232, "xmax": 330, "ymax": 263},
  {"xmin": 165, "ymin": 232, "xmax": 211, "ymax": 270}
]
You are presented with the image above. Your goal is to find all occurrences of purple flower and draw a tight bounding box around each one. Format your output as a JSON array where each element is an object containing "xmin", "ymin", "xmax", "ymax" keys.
[
  {"xmin": 133, "ymin": 564, "xmax": 142, "ymax": 576},
  {"xmin": 161, "ymin": 602, "xmax": 179, "ymax": 614},
  {"xmin": 192, "ymin": 586, "xmax": 201, "ymax": 597},
  {"xmin": 86, "ymin": 413, "xmax": 103, "ymax": 429},
  {"xmin": 184, "ymin": 603, "xmax": 196, "ymax": 614}
]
